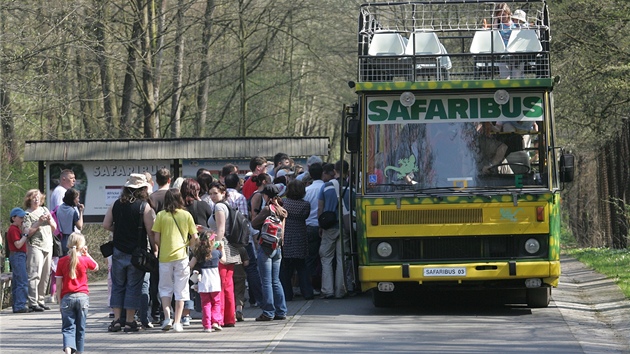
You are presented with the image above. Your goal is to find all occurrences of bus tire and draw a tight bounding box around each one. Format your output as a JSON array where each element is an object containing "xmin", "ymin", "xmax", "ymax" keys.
[
  {"xmin": 371, "ymin": 289, "xmax": 396, "ymax": 307},
  {"xmin": 526, "ymin": 285, "xmax": 551, "ymax": 308}
]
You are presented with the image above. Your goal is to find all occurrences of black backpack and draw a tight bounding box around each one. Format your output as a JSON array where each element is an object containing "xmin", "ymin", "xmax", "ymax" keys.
[{"xmin": 215, "ymin": 201, "xmax": 251, "ymax": 247}]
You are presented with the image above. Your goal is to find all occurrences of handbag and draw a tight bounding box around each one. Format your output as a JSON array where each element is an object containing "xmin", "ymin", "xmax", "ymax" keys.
[
  {"xmin": 100, "ymin": 241, "xmax": 114, "ymax": 258},
  {"xmin": 318, "ymin": 211, "xmax": 337, "ymax": 230},
  {"xmin": 130, "ymin": 202, "xmax": 157, "ymax": 273},
  {"xmin": 52, "ymin": 234, "xmax": 62, "ymax": 257},
  {"xmin": 131, "ymin": 247, "xmax": 157, "ymax": 273}
]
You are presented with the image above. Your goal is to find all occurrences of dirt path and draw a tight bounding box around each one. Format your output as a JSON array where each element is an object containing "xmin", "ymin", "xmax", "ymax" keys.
[{"xmin": 554, "ymin": 257, "xmax": 630, "ymax": 353}]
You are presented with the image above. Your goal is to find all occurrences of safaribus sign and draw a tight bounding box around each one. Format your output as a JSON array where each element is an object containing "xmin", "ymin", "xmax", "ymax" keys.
[{"xmin": 367, "ymin": 93, "xmax": 544, "ymax": 125}]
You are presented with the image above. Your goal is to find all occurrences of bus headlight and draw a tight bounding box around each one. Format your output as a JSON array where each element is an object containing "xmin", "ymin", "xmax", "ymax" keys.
[
  {"xmin": 524, "ymin": 238, "xmax": 540, "ymax": 254},
  {"xmin": 376, "ymin": 242, "xmax": 393, "ymax": 258}
]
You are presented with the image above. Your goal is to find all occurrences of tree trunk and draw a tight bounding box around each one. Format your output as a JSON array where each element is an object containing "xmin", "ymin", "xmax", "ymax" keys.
[
  {"xmin": 238, "ymin": 0, "xmax": 247, "ymax": 137},
  {"xmin": 0, "ymin": 87, "xmax": 19, "ymax": 164},
  {"xmin": 138, "ymin": 0, "xmax": 156, "ymax": 138},
  {"xmin": 74, "ymin": 52, "xmax": 93, "ymax": 139},
  {"xmin": 196, "ymin": 0, "xmax": 216, "ymax": 137},
  {"xmin": 94, "ymin": 0, "xmax": 119, "ymax": 138},
  {"xmin": 152, "ymin": 0, "xmax": 166, "ymax": 135},
  {"xmin": 170, "ymin": 0, "xmax": 186, "ymax": 138},
  {"xmin": 120, "ymin": 16, "xmax": 141, "ymax": 139}
]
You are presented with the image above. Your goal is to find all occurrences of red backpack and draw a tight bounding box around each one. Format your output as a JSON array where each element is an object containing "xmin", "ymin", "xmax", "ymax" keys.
[{"xmin": 259, "ymin": 205, "xmax": 283, "ymax": 252}]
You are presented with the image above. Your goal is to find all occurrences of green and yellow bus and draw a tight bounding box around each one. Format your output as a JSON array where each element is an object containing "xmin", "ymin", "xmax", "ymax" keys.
[{"xmin": 342, "ymin": 0, "xmax": 574, "ymax": 307}]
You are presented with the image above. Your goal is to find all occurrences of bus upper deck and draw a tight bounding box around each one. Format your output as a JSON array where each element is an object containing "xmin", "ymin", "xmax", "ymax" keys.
[{"xmin": 357, "ymin": 0, "xmax": 551, "ymax": 83}]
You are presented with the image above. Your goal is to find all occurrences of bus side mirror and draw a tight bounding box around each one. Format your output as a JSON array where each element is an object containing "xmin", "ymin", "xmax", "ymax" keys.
[
  {"xmin": 346, "ymin": 118, "xmax": 361, "ymax": 153},
  {"xmin": 560, "ymin": 154, "xmax": 574, "ymax": 183}
]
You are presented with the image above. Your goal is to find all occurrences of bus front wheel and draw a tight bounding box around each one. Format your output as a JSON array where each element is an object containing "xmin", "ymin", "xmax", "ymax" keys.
[{"xmin": 526, "ymin": 285, "xmax": 551, "ymax": 308}]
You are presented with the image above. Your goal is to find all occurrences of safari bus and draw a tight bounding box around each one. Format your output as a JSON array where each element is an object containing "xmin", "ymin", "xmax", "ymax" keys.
[{"xmin": 341, "ymin": 0, "xmax": 574, "ymax": 307}]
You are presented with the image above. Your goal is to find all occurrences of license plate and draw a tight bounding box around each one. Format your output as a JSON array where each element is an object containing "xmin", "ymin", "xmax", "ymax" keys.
[{"xmin": 423, "ymin": 267, "xmax": 467, "ymax": 277}]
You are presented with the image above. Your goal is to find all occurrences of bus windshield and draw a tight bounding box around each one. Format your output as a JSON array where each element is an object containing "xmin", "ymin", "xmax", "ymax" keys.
[{"xmin": 366, "ymin": 120, "xmax": 544, "ymax": 192}]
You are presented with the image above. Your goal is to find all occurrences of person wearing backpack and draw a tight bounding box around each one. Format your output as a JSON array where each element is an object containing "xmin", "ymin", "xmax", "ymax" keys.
[
  {"xmin": 251, "ymin": 184, "xmax": 288, "ymax": 321},
  {"xmin": 56, "ymin": 188, "xmax": 84, "ymax": 256},
  {"xmin": 244, "ymin": 172, "xmax": 270, "ymax": 309},
  {"xmin": 318, "ymin": 162, "xmax": 348, "ymax": 300},
  {"xmin": 224, "ymin": 173, "xmax": 259, "ymax": 322},
  {"xmin": 206, "ymin": 182, "xmax": 242, "ymax": 328}
]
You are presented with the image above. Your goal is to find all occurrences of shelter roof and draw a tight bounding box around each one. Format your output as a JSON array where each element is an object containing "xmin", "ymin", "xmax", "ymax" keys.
[{"xmin": 24, "ymin": 137, "xmax": 330, "ymax": 162}]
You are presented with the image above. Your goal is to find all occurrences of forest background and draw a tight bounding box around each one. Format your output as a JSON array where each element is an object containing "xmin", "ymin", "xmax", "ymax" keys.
[{"xmin": 0, "ymin": 0, "xmax": 629, "ymax": 253}]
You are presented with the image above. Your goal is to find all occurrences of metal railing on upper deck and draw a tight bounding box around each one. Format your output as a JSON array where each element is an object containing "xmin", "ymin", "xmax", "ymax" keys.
[{"xmin": 357, "ymin": 0, "xmax": 551, "ymax": 83}]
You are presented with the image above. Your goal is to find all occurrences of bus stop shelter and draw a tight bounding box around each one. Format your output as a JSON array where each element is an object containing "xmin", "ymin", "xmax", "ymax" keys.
[{"xmin": 23, "ymin": 137, "xmax": 329, "ymax": 222}]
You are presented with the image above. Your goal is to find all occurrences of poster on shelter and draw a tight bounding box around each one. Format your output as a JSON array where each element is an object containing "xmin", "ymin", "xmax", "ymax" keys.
[{"xmin": 47, "ymin": 160, "xmax": 170, "ymax": 220}]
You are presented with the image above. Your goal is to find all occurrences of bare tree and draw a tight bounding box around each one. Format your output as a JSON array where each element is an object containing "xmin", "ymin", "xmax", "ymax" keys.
[
  {"xmin": 195, "ymin": 0, "xmax": 216, "ymax": 137},
  {"xmin": 169, "ymin": 0, "xmax": 186, "ymax": 137},
  {"xmin": 138, "ymin": 0, "xmax": 157, "ymax": 138},
  {"xmin": 93, "ymin": 0, "xmax": 119, "ymax": 138}
]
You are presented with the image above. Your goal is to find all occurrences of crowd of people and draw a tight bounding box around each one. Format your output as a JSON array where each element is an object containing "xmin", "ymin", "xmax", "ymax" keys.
[{"xmin": 4, "ymin": 154, "xmax": 355, "ymax": 353}]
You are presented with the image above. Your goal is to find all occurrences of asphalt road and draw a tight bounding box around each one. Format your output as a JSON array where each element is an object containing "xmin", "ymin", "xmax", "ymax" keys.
[{"xmin": 1, "ymin": 257, "xmax": 629, "ymax": 353}]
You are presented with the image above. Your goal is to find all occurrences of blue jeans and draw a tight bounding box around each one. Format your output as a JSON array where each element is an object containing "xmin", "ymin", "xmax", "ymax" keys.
[
  {"xmin": 61, "ymin": 234, "xmax": 70, "ymax": 257},
  {"xmin": 110, "ymin": 248, "xmax": 144, "ymax": 310},
  {"xmin": 280, "ymin": 257, "xmax": 313, "ymax": 300},
  {"xmin": 9, "ymin": 252, "xmax": 28, "ymax": 311},
  {"xmin": 245, "ymin": 243, "xmax": 263, "ymax": 306},
  {"xmin": 61, "ymin": 293, "xmax": 89, "ymax": 353},
  {"xmin": 257, "ymin": 247, "xmax": 287, "ymax": 318},
  {"xmin": 139, "ymin": 272, "xmax": 151, "ymax": 325}
]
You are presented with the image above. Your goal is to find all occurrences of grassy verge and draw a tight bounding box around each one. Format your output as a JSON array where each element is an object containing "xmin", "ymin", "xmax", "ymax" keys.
[{"xmin": 564, "ymin": 247, "xmax": 630, "ymax": 299}]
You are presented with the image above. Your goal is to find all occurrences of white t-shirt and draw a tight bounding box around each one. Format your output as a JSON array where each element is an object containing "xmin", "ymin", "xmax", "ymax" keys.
[{"xmin": 50, "ymin": 185, "xmax": 67, "ymax": 210}]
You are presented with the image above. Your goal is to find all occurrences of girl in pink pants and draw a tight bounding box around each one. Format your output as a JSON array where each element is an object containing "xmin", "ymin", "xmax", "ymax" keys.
[{"xmin": 189, "ymin": 232, "xmax": 225, "ymax": 332}]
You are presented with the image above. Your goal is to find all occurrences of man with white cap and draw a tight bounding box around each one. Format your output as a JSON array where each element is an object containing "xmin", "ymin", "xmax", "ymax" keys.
[{"xmin": 296, "ymin": 155, "xmax": 323, "ymax": 182}]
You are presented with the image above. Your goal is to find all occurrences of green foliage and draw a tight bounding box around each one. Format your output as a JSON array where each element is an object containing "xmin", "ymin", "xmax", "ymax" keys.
[
  {"xmin": 560, "ymin": 213, "xmax": 578, "ymax": 249},
  {"xmin": 1, "ymin": 162, "xmax": 39, "ymax": 233},
  {"xmin": 565, "ymin": 247, "xmax": 630, "ymax": 299},
  {"xmin": 550, "ymin": 0, "xmax": 630, "ymax": 150}
]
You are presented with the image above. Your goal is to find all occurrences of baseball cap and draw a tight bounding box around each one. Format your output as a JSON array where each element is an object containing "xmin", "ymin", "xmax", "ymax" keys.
[
  {"xmin": 276, "ymin": 169, "xmax": 295, "ymax": 179},
  {"xmin": 307, "ymin": 155, "xmax": 323, "ymax": 166},
  {"xmin": 10, "ymin": 207, "xmax": 27, "ymax": 218}
]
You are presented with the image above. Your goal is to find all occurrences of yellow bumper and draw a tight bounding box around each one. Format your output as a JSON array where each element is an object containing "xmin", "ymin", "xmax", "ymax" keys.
[{"xmin": 360, "ymin": 260, "xmax": 560, "ymax": 290}]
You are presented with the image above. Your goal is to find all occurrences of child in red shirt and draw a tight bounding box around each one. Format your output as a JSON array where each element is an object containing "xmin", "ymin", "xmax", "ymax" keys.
[
  {"xmin": 55, "ymin": 233, "xmax": 98, "ymax": 354},
  {"xmin": 8, "ymin": 207, "xmax": 30, "ymax": 313}
]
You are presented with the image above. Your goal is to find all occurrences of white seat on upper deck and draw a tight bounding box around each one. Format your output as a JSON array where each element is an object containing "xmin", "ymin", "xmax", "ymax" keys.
[
  {"xmin": 470, "ymin": 30, "xmax": 507, "ymax": 79},
  {"xmin": 364, "ymin": 30, "xmax": 410, "ymax": 81},
  {"xmin": 470, "ymin": 30, "xmax": 506, "ymax": 54},
  {"xmin": 405, "ymin": 32, "xmax": 442, "ymax": 55},
  {"xmin": 368, "ymin": 31, "xmax": 407, "ymax": 56},
  {"xmin": 405, "ymin": 32, "xmax": 451, "ymax": 79},
  {"xmin": 506, "ymin": 30, "xmax": 542, "ymax": 53}
]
